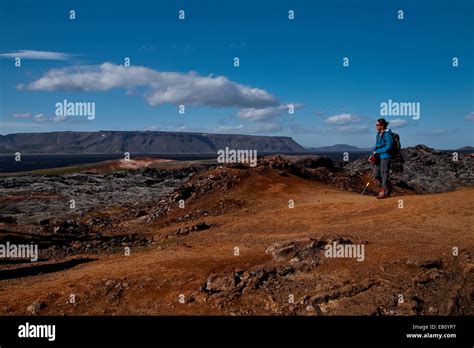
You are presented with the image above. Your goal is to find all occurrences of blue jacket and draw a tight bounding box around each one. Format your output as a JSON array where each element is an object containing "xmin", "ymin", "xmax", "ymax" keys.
[{"xmin": 373, "ymin": 129, "xmax": 393, "ymax": 159}]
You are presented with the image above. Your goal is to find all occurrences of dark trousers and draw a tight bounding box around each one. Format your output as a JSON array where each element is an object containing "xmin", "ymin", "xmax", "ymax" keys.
[{"xmin": 374, "ymin": 158, "xmax": 391, "ymax": 190}]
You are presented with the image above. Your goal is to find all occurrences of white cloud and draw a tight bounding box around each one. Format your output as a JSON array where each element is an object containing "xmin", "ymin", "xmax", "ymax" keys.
[
  {"xmin": 33, "ymin": 113, "xmax": 47, "ymax": 122},
  {"xmin": 140, "ymin": 122, "xmax": 283, "ymax": 135},
  {"xmin": 323, "ymin": 113, "xmax": 368, "ymax": 134},
  {"xmin": 0, "ymin": 50, "xmax": 72, "ymax": 61},
  {"xmin": 21, "ymin": 62, "xmax": 278, "ymax": 109},
  {"xmin": 465, "ymin": 112, "xmax": 474, "ymax": 121},
  {"xmin": 324, "ymin": 113, "xmax": 361, "ymax": 125},
  {"xmin": 388, "ymin": 118, "xmax": 408, "ymax": 128},
  {"xmin": 0, "ymin": 121, "xmax": 47, "ymax": 133},
  {"xmin": 141, "ymin": 124, "xmax": 202, "ymax": 132},
  {"xmin": 330, "ymin": 125, "xmax": 370, "ymax": 135},
  {"xmin": 11, "ymin": 112, "xmax": 66, "ymax": 122},
  {"xmin": 215, "ymin": 125, "xmax": 245, "ymax": 132},
  {"xmin": 215, "ymin": 123, "xmax": 283, "ymax": 134},
  {"xmin": 52, "ymin": 115, "xmax": 68, "ymax": 122},
  {"xmin": 33, "ymin": 114, "xmax": 48, "ymax": 122},
  {"xmin": 12, "ymin": 113, "xmax": 31, "ymax": 118},
  {"xmin": 235, "ymin": 103, "xmax": 303, "ymax": 121}
]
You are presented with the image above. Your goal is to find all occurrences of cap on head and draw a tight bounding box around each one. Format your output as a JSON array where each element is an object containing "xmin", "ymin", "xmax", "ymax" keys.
[{"xmin": 376, "ymin": 118, "xmax": 389, "ymax": 128}]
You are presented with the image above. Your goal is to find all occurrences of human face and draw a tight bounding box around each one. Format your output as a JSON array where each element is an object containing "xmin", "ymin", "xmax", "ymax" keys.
[{"xmin": 375, "ymin": 122, "xmax": 384, "ymax": 132}]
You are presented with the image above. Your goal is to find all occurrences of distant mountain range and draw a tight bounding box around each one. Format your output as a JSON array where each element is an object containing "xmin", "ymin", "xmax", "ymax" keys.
[
  {"xmin": 457, "ymin": 146, "xmax": 474, "ymax": 151},
  {"xmin": 0, "ymin": 131, "xmax": 307, "ymax": 154},
  {"xmin": 307, "ymin": 144, "xmax": 372, "ymax": 152},
  {"xmin": 0, "ymin": 132, "xmax": 470, "ymax": 155},
  {"xmin": 307, "ymin": 144, "xmax": 473, "ymax": 152}
]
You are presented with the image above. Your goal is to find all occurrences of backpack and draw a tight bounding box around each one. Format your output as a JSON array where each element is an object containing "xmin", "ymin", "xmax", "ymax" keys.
[{"xmin": 389, "ymin": 132, "xmax": 401, "ymax": 156}]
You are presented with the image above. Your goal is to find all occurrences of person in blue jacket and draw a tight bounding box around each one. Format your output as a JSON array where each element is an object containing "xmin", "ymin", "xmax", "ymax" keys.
[{"xmin": 372, "ymin": 118, "xmax": 393, "ymax": 199}]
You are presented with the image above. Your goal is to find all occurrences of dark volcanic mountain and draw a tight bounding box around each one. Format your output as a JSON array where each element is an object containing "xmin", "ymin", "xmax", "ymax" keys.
[
  {"xmin": 308, "ymin": 144, "xmax": 370, "ymax": 152},
  {"xmin": 0, "ymin": 131, "xmax": 307, "ymax": 154},
  {"xmin": 457, "ymin": 146, "xmax": 474, "ymax": 151}
]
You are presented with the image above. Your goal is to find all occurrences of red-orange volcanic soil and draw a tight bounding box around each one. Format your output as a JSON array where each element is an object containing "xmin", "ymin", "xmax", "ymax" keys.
[
  {"xmin": 83, "ymin": 157, "xmax": 173, "ymax": 173},
  {"xmin": 0, "ymin": 165, "xmax": 472, "ymax": 315}
]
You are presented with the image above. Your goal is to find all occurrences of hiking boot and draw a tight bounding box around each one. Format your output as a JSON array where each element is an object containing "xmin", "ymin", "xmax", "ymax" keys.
[{"xmin": 377, "ymin": 189, "xmax": 387, "ymax": 199}]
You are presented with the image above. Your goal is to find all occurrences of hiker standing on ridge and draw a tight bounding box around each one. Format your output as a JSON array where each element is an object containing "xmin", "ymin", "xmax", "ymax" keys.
[{"xmin": 369, "ymin": 118, "xmax": 394, "ymax": 199}]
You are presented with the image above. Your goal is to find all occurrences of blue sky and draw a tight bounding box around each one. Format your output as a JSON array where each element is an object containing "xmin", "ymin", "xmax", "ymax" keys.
[{"xmin": 0, "ymin": 0, "xmax": 472, "ymax": 148}]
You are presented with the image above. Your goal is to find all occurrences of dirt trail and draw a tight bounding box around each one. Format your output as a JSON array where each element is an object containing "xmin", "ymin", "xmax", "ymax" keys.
[{"xmin": 0, "ymin": 167, "xmax": 472, "ymax": 315}]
